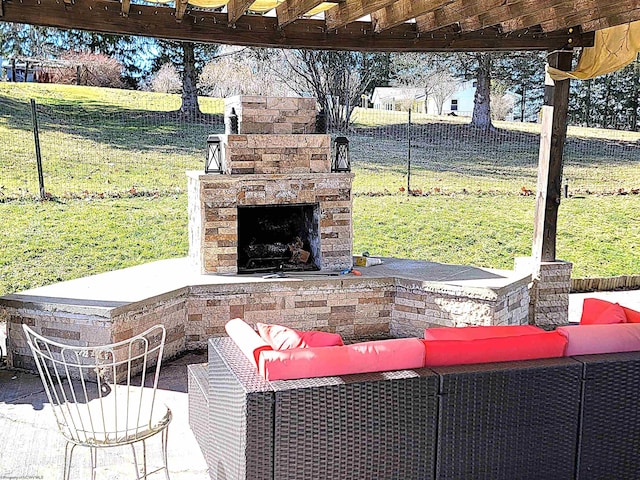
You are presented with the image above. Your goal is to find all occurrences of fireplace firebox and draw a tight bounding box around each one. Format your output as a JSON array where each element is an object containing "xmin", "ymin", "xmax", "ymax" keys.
[{"xmin": 237, "ymin": 204, "xmax": 321, "ymax": 273}]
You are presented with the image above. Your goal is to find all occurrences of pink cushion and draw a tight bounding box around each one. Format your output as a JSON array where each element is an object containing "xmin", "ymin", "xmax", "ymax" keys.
[
  {"xmin": 622, "ymin": 306, "xmax": 640, "ymax": 323},
  {"xmin": 558, "ymin": 323, "xmax": 640, "ymax": 356},
  {"xmin": 422, "ymin": 332, "xmax": 568, "ymax": 367},
  {"xmin": 580, "ymin": 298, "xmax": 624, "ymax": 325},
  {"xmin": 225, "ymin": 318, "xmax": 272, "ymax": 368},
  {"xmin": 256, "ymin": 323, "xmax": 344, "ymax": 350},
  {"xmin": 259, "ymin": 338, "xmax": 426, "ymax": 381},
  {"xmin": 424, "ymin": 325, "xmax": 544, "ymax": 341}
]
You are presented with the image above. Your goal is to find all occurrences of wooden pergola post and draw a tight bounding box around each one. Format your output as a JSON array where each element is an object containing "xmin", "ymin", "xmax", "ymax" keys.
[
  {"xmin": 524, "ymin": 49, "xmax": 574, "ymax": 327},
  {"xmin": 533, "ymin": 50, "xmax": 572, "ymax": 264}
]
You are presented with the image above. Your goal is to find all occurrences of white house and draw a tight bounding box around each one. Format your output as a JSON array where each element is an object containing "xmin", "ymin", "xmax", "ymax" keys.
[
  {"xmin": 371, "ymin": 81, "xmax": 517, "ymax": 120},
  {"xmin": 429, "ymin": 80, "xmax": 474, "ymax": 116},
  {"xmin": 370, "ymin": 87, "xmax": 425, "ymax": 111}
]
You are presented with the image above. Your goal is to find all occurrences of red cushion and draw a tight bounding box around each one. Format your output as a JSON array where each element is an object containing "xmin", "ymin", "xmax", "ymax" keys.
[
  {"xmin": 425, "ymin": 325, "xmax": 543, "ymax": 341},
  {"xmin": 259, "ymin": 338, "xmax": 426, "ymax": 381},
  {"xmin": 256, "ymin": 322, "xmax": 344, "ymax": 350},
  {"xmin": 594, "ymin": 303, "xmax": 628, "ymax": 325},
  {"xmin": 622, "ymin": 306, "xmax": 640, "ymax": 323},
  {"xmin": 422, "ymin": 331, "xmax": 568, "ymax": 367},
  {"xmin": 580, "ymin": 298, "xmax": 623, "ymax": 325}
]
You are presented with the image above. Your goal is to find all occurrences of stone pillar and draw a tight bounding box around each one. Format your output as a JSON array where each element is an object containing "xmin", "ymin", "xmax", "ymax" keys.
[{"xmin": 515, "ymin": 257, "xmax": 572, "ymax": 328}]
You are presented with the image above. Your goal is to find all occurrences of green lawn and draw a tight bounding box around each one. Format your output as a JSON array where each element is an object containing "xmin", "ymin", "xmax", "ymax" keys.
[{"xmin": 0, "ymin": 83, "xmax": 638, "ymax": 296}]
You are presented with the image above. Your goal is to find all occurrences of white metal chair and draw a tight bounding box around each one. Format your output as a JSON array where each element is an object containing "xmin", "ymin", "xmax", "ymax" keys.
[{"xmin": 23, "ymin": 324, "xmax": 172, "ymax": 480}]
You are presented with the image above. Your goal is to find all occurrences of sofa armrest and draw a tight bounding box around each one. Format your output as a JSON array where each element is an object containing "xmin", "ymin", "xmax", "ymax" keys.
[{"xmin": 208, "ymin": 337, "xmax": 275, "ymax": 480}]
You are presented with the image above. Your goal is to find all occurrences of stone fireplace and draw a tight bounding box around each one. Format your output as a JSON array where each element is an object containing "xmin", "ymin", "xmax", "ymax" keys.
[{"xmin": 188, "ymin": 96, "xmax": 354, "ymax": 275}]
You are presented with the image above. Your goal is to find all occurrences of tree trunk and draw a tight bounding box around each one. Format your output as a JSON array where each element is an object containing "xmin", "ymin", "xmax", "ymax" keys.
[
  {"xmin": 180, "ymin": 41, "xmax": 200, "ymax": 118},
  {"xmin": 471, "ymin": 53, "xmax": 493, "ymax": 129},
  {"xmin": 632, "ymin": 58, "xmax": 639, "ymax": 131},
  {"xmin": 520, "ymin": 84, "xmax": 526, "ymax": 122}
]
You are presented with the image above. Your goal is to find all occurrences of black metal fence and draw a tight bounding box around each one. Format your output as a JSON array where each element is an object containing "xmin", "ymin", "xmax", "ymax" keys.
[{"xmin": 1, "ymin": 90, "xmax": 639, "ymax": 200}]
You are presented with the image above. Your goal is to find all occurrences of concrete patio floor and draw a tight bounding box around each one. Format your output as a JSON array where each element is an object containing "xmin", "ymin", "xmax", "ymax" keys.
[{"xmin": 0, "ymin": 349, "xmax": 209, "ymax": 480}]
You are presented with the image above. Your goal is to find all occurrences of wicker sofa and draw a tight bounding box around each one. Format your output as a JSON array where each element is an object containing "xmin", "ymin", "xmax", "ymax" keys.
[{"xmin": 188, "ymin": 335, "xmax": 640, "ymax": 480}]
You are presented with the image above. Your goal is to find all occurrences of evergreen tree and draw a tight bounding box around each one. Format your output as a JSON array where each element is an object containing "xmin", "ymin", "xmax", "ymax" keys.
[
  {"xmin": 0, "ymin": 23, "xmax": 59, "ymax": 58},
  {"xmin": 151, "ymin": 40, "xmax": 220, "ymax": 117},
  {"xmin": 494, "ymin": 51, "xmax": 545, "ymax": 122},
  {"xmin": 451, "ymin": 53, "xmax": 500, "ymax": 129}
]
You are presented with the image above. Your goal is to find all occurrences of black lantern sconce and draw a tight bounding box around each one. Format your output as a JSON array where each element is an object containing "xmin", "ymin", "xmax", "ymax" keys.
[
  {"xmin": 332, "ymin": 136, "xmax": 350, "ymax": 172},
  {"xmin": 205, "ymin": 135, "xmax": 224, "ymax": 174}
]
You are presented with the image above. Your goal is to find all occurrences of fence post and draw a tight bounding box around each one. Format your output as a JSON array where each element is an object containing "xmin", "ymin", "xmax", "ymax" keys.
[
  {"xmin": 407, "ymin": 108, "xmax": 412, "ymax": 194},
  {"xmin": 30, "ymin": 99, "xmax": 46, "ymax": 200}
]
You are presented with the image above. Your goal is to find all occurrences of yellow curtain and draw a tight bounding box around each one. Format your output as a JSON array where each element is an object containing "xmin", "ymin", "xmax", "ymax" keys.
[
  {"xmin": 304, "ymin": 2, "xmax": 336, "ymax": 17},
  {"xmin": 146, "ymin": 0, "xmax": 281, "ymax": 11},
  {"xmin": 548, "ymin": 21, "xmax": 640, "ymax": 81},
  {"xmin": 146, "ymin": 0, "xmax": 323, "ymax": 15},
  {"xmin": 186, "ymin": 0, "xmax": 227, "ymax": 7}
]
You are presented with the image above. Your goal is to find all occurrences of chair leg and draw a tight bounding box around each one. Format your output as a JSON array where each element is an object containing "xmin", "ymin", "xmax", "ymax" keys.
[
  {"xmin": 63, "ymin": 442, "xmax": 76, "ymax": 480},
  {"xmin": 142, "ymin": 439, "xmax": 148, "ymax": 479},
  {"xmin": 89, "ymin": 447, "xmax": 97, "ymax": 480},
  {"xmin": 131, "ymin": 443, "xmax": 142, "ymax": 480},
  {"xmin": 162, "ymin": 428, "xmax": 170, "ymax": 480}
]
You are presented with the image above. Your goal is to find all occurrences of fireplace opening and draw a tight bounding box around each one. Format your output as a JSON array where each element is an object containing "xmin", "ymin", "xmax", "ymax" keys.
[{"xmin": 237, "ymin": 203, "xmax": 321, "ymax": 274}]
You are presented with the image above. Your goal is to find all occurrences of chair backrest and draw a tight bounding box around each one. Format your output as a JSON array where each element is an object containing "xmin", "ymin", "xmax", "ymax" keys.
[{"xmin": 23, "ymin": 324, "xmax": 167, "ymax": 446}]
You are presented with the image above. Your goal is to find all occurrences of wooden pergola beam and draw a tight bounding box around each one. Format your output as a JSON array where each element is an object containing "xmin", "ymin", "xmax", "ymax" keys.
[
  {"xmin": 540, "ymin": 0, "xmax": 640, "ymax": 32},
  {"xmin": 175, "ymin": 0, "xmax": 188, "ymax": 22},
  {"xmin": 324, "ymin": 0, "xmax": 397, "ymax": 31},
  {"xmin": 416, "ymin": 0, "xmax": 505, "ymax": 33},
  {"xmin": 501, "ymin": 3, "xmax": 580, "ymax": 32},
  {"xmin": 532, "ymin": 50, "xmax": 573, "ymax": 264},
  {"xmin": 460, "ymin": 0, "xmax": 565, "ymax": 33},
  {"xmin": 370, "ymin": 0, "xmax": 450, "ymax": 34},
  {"xmin": 0, "ymin": 0, "xmax": 594, "ymax": 50},
  {"xmin": 227, "ymin": 0, "xmax": 254, "ymax": 25},
  {"xmin": 276, "ymin": 0, "xmax": 324, "ymax": 28},
  {"xmin": 0, "ymin": 0, "xmax": 4, "ymax": 17},
  {"xmin": 581, "ymin": 7, "xmax": 640, "ymax": 31},
  {"xmin": 121, "ymin": 0, "xmax": 130, "ymax": 16}
]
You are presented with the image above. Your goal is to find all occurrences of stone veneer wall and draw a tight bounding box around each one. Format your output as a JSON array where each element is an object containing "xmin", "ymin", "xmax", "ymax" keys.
[
  {"xmin": 391, "ymin": 277, "xmax": 530, "ymax": 338},
  {"xmin": 188, "ymin": 172, "xmax": 354, "ymax": 274},
  {"xmin": 222, "ymin": 134, "xmax": 331, "ymax": 174},
  {"xmin": 516, "ymin": 259, "xmax": 573, "ymax": 328},
  {"xmin": 4, "ymin": 272, "xmax": 532, "ymax": 371},
  {"xmin": 5, "ymin": 291, "xmax": 189, "ymax": 371},
  {"xmin": 185, "ymin": 278, "xmax": 395, "ymax": 348},
  {"xmin": 225, "ymin": 96, "xmax": 316, "ymax": 134}
]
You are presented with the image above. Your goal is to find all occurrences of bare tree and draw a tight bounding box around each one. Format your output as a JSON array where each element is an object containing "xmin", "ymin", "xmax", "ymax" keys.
[
  {"xmin": 490, "ymin": 82, "xmax": 516, "ymax": 121},
  {"xmin": 199, "ymin": 51, "xmax": 292, "ymax": 97},
  {"xmin": 52, "ymin": 51, "xmax": 124, "ymax": 88},
  {"xmin": 263, "ymin": 49, "xmax": 387, "ymax": 130},
  {"xmin": 391, "ymin": 53, "xmax": 459, "ymax": 114},
  {"xmin": 148, "ymin": 63, "xmax": 181, "ymax": 93},
  {"xmin": 429, "ymin": 71, "xmax": 460, "ymax": 114}
]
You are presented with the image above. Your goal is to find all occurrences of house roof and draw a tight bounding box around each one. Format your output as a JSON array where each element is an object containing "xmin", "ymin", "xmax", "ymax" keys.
[
  {"xmin": 371, "ymin": 87, "xmax": 425, "ymax": 102},
  {"xmin": 2, "ymin": 0, "xmax": 637, "ymax": 52}
]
